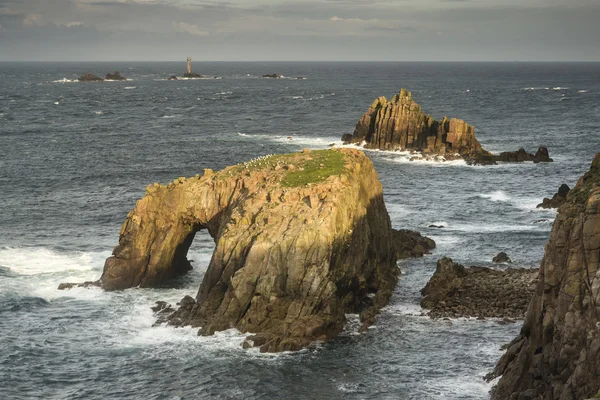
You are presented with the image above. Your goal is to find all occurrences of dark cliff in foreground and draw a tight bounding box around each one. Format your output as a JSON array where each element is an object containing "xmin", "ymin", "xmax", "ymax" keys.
[
  {"xmin": 489, "ymin": 153, "xmax": 600, "ymax": 400},
  {"xmin": 342, "ymin": 89, "xmax": 552, "ymax": 165},
  {"xmin": 97, "ymin": 149, "xmax": 401, "ymax": 352}
]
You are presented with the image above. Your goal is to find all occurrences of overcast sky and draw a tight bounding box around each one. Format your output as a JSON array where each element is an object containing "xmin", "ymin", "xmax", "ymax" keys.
[{"xmin": 0, "ymin": 0, "xmax": 598, "ymax": 61}]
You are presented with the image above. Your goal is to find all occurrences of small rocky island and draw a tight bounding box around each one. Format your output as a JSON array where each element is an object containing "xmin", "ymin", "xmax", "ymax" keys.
[
  {"xmin": 537, "ymin": 183, "xmax": 570, "ymax": 209},
  {"xmin": 488, "ymin": 153, "xmax": 600, "ymax": 400},
  {"xmin": 74, "ymin": 148, "xmax": 435, "ymax": 352},
  {"xmin": 78, "ymin": 71, "xmax": 127, "ymax": 82},
  {"xmin": 342, "ymin": 89, "xmax": 553, "ymax": 165}
]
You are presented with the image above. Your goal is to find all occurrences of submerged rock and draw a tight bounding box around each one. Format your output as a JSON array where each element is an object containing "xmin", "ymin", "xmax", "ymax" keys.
[
  {"xmin": 489, "ymin": 153, "xmax": 600, "ymax": 400},
  {"xmin": 57, "ymin": 280, "xmax": 101, "ymax": 290},
  {"xmin": 537, "ymin": 183, "xmax": 570, "ymax": 209},
  {"xmin": 93, "ymin": 149, "xmax": 401, "ymax": 352},
  {"xmin": 78, "ymin": 73, "xmax": 103, "ymax": 82},
  {"xmin": 261, "ymin": 73, "xmax": 281, "ymax": 78},
  {"xmin": 421, "ymin": 257, "xmax": 537, "ymax": 319},
  {"xmin": 105, "ymin": 71, "xmax": 127, "ymax": 81},
  {"xmin": 342, "ymin": 89, "xmax": 553, "ymax": 165}
]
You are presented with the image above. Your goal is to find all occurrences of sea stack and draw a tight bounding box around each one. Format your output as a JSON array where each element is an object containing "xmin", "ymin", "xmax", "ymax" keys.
[
  {"xmin": 90, "ymin": 149, "xmax": 401, "ymax": 352},
  {"xmin": 489, "ymin": 153, "xmax": 600, "ymax": 400},
  {"xmin": 343, "ymin": 89, "xmax": 553, "ymax": 165}
]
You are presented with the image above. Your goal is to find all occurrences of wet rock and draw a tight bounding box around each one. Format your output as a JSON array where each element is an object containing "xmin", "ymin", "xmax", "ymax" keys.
[
  {"xmin": 492, "ymin": 252, "xmax": 512, "ymax": 264},
  {"xmin": 421, "ymin": 257, "xmax": 538, "ymax": 319},
  {"xmin": 105, "ymin": 71, "xmax": 127, "ymax": 81},
  {"xmin": 93, "ymin": 149, "xmax": 399, "ymax": 353},
  {"xmin": 392, "ymin": 229, "xmax": 436, "ymax": 259},
  {"xmin": 78, "ymin": 73, "xmax": 103, "ymax": 82},
  {"xmin": 57, "ymin": 280, "xmax": 101, "ymax": 290},
  {"xmin": 261, "ymin": 73, "xmax": 281, "ymax": 78},
  {"xmin": 489, "ymin": 153, "xmax": 600, "ymax": 400},
  {"xmin": 537, "ymin": 183, "xmax": 570, "ymax": 209},
  {"xmin": 167, "ymin": 75, "xmax": 178, "ymax": 80}
]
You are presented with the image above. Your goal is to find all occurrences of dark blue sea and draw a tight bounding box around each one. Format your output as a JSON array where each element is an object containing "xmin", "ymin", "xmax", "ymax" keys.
[{"xmin": 1, "ymin": 62, "xmax": 599, "ymax": 399}]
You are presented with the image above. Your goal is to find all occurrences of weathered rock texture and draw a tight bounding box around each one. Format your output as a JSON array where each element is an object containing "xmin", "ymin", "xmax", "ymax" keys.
[
  {"xmin": 489, "ymin": 153, "xmax": 600, "ymax": 400},
  {"xmin": 99, "ymin": 149, "xmax": 400, "ymax": 352},
  {"xmin": 493, "ymin": 252, "xmax": 513, "ymax": 264},
  {"xmin": 342, "ymin": 89, "xmax": 553, "ymax": 165},
  {"xmin": 421, "ymin": 257, "xmax": 537, "ymax": 320},
  {"xmin": 392, "ymin": 229, "xmax": 436, "ymax": 259},
  {"xmin": 537, "ymin": 183, "xmax": 571, "ymax": 209}
]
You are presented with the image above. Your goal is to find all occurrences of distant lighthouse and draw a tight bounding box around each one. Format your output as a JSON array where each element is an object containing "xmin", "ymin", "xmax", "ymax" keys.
[{"xmin": 187, "ymin": 57, "xmax": 192, "ymax": 75}]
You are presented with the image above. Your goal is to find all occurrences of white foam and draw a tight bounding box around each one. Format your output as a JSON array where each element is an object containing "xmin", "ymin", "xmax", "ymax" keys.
[
  {"xmin": 578, "ymin": 90, "xmax": 588, "ymax": 93},
  {"xmin": 0, "ymin": 247, "xmax": 96, "ymax": 275},
  {"xmin": 124, "ymin": 86, "xmax": 136, "ymax": 90},
  {"xmin": 94, "ymin": 111, "xmax": 103, "ymax": 115},
  {"xmin": 478, "ymin": 190, "xmax": 510, "ymax": 202},
  {"xmin": 54, "ymin": 101, "xmax": 60, "ymax": 105},
  {"xmin": 162, "ymin": 115, "xmax": 177, "ymax": 119},
  {"xmin": 237, "ymin": 132, "xmax": 249, "ymax": 137},
  {"xmin": 53, "ymin": 78, "xmax": 78, "ymax": 83},
  {"xmin": 522, "ymin": 87, "xmax": 550, "ymax": 91},
  {"xmin": 450, "ymin": 222, "xmax": 539, "ymax": 233},
  {"xmin": 552, "ymin": 87, "xmax": 569, "ymax": 90},
  {"xmin": 292, "ymin": 96, "xmax": 304, "ymax": 99}
]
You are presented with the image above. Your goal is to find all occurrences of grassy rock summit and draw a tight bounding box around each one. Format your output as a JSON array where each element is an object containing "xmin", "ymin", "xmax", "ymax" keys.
[
  {"xmin": 489, "ymin": 153, "xmax": 600, "ymax": 400},
  {"xmin": 99, "ymin": 148, "xmax": 400, "ymax": 352},
  {"xmin": 342, "ymin": 89, "xmax": 553, "ymax": 165}
]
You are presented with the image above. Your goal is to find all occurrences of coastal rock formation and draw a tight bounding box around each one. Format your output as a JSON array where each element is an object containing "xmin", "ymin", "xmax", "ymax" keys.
[
  {"xmin": 168, "ymin": 75, "xmax": 178, "ymax": 80},
  {"xmin": 261, "ymin": 73, "xmax": 282, "ymax": 78},
  {"xmin": 537, "ymin": 183, "xmax": 571, "ymax": 209},
  {"xmin": 421, "ymin": 257, "xmax": 537, "ymax": 319},
  {"xmin": 182, "ymin": 72, "xmax": 203, "ymax": 78},
  {"xmin": 78, "ymin": 73, "xmax": 103, "ymax": 82},
  {"xmin": 97, "ymin": 149, "xmax": 399, "ymax": 352},
  {"xmin": 493, "ymin": 252, "xmax": 512, "ymax": 264},
  {"xmin": 342, "ymin": 89, "xmax": 553, "ymax": 165},
  {"xmin": 392, "ymin": 229, "xmax": 436, "ymax": 259},
  {"xmin": 489, "ymin": 153, "xmax": 600, "ymax": 400},
  {"xmin": 105, "ymin": 71, "xmax": 127, "ymax": 81}
]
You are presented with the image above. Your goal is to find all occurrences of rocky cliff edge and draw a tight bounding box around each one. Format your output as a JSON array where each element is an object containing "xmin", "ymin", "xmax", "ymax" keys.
[{"xmin": 489, "ymin": 153, "xmax": 600, "ymax": 400}]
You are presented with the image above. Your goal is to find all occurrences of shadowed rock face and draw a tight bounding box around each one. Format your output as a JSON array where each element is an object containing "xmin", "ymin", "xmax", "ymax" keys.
[
  {"xmin": 100, "ymin": 148, "xmax": 399, "ymax": 352},
  {"xmin": 489, "ymin": 153, "xmax": 600, "ymax": 400},
  {"xmin": 342, "ymin": 89, "xmax": 553, "ymax": 165}
]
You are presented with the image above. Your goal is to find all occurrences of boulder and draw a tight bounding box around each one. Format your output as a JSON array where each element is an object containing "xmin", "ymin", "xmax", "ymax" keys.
[
  {"xmin": 421, "ymin": 257, "xmax": 537, "ymax": 319},
  {"xmin": 489, "ymin": 153, "xmax": 600, "ymax": 400},
  {"xmin": 78, "ymin": 73, "xmax": 103, "ymax": 82},
  {"xmin": 167, "ymin": 75, "xmax": 178, "ymax": 81},
  {"xmin": 83, "ymin": 149, "xmax": 399, "ymax": 352},
  {"xmin": 261, "ymin": 73, "xmax": 281, "ymax": 78},
  {"xmin": 537, "ymin": 183, "xmax": 570, "ymax": 209},
  {"xmin": 493, "ymin": 252, "xmax": 512, "ymax": 264},
  {"xmin": 105, "ymin": 71, "xmax": 127, "ymax": 81},
  {"xmin": 343, "ymin": 89, "xmax": 553, "ymax": 165},
  {"xmin": 392, "ymin": 229, "xmax": 436, "ymax": 259}
]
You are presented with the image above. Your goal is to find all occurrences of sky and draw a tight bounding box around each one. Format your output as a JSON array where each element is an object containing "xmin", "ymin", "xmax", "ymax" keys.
[{"xmin": 0, "ymin": 0, "xmax": 599, "ymax": 61}]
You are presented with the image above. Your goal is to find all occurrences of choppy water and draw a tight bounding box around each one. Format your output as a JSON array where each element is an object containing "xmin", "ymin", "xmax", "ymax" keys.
[{"xmin": 1, "ymin": 62, "xmax": 599, "ymax": 399}]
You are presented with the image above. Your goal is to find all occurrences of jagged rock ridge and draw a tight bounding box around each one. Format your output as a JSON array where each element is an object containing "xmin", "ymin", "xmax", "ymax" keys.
[
  {"xmin": 342, "ymin": 89, "xmax": 553, "ymax": 165},
  {"xmin": 97, "ymin": 149, "xmax": 401, "ymax": 352},
  {"xmin": 489, "ymin": 153, "xmax": 600, "ymax": 400}
]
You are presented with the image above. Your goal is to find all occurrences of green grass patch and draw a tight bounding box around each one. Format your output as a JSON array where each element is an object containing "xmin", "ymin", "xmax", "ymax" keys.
[
  {"xmin": 567, "ymin": 158, "xmax": 600, "ymax": 207},
  {"xmin": 281, "ymin": 150, "xmax": 346, "ymax": 187}
]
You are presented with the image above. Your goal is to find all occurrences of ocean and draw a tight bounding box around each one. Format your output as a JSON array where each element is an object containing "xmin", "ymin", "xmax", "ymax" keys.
[{"xmin": 1, "ymin": 61, "xmax": 599, "ymax": 399}]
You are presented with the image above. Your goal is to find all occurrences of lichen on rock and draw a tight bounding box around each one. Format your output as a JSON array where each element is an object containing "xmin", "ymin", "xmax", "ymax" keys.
[
  {"xmin": 94, "ymin": 148, "xmax": 402, "ymax": 352},
  {"xmin": 489, "ymin": 153, "xmax": 600, "ymax": 400}
]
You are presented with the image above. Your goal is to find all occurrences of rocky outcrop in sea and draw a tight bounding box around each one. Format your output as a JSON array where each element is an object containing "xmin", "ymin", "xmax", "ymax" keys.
[
  {"xmin": 489, "ymin": 153, "xmax": 600, "ymax": 400},
  {"xmin": 105, "ymin": 71, "xmax": 127, "ymax": 81},
  {"xmin": 420, "ymin": 257, "xmax": 537, "ymax": 320},
  {"xmin": 91, "ymin": 149, "xmax": 403, "ymax": 352},
  {"xmin": 537, "ymin": 183, "xmax": 570, "ymax": 209},
  {"xmin": 78, "ymin": 73, "xmax": 103, "ymax": 82},
  {"xmin": 342, "ymin": 89, "xmax": 553, "ymax": 165}
]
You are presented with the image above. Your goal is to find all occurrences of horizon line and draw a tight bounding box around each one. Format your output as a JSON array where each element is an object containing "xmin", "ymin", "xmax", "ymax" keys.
[{"xmin": 1, "ymin": 60, "xmax": 600, "ymax": 63}]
